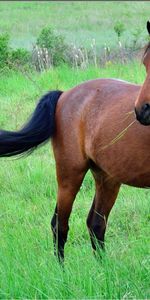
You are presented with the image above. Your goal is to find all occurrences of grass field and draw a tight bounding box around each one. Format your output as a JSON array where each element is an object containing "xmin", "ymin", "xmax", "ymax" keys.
[
  {"xmin": 0, "ymin": 62, "xmax": 150, "ymax": 299},
  {"xmin": 0, "ymin": 1, "xmax": 150, "ymax": 49}
]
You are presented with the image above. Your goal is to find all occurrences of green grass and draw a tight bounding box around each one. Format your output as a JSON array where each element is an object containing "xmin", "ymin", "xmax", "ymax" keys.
[
  {"xmin": 0, "ymin": 62, "xmax": 150, "ymax": 299},
  {"xmin": 0, "ymin": 1, "xmax": 150, "ymax": 49}
]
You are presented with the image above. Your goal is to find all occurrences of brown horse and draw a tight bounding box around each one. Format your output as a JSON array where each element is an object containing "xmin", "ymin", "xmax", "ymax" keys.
[{"xmin": 0, "ymin": 24, "xmax": 150, "ymax": 262}]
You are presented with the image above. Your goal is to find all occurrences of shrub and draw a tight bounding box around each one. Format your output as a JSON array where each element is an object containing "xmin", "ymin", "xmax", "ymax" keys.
[
  {"xmin": 10, "ymin": 48, "xmax": 31, "ymax": 66},
  {"xmin": 0, "ymin": 33, "xmax": 10, "ymax": 69},
  {"xmin": 36, "ymin": 26, "xmax": 68, "ymax": 66},
  {"xmin": 114, "ymin": 22, "xmax": 125, "ymax": 41},
  {"xmin": 0, "ymin": 33, "xmax": 31, "ymax": 70}
]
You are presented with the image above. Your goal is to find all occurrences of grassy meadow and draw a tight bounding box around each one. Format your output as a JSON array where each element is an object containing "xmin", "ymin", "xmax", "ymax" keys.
[
  {"xmin": 0, "ymin": 1, "xmax": 150, "ymax": 49},
  {"xmin": 0, "ymin": 63, "xmax": 150, "ymax": 299},
  {"xmin": 0, "ymin": 1, "xmax": 150, "ymax": 299}
]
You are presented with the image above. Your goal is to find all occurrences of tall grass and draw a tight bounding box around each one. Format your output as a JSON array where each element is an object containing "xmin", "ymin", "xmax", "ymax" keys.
[{"xmin": 0, "ymin": 63, "xmax": 150, "ymax": 299}]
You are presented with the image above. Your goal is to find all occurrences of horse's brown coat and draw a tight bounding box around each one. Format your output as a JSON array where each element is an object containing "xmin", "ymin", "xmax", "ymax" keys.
[{"xmin": 51, "ymin": 78, "xmax": 150, "ymax": 260}]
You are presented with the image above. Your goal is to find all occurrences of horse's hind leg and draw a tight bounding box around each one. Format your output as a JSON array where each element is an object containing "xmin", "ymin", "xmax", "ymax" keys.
[
  {"xmin": 87, "ymin": 172, "xmax": 120, "ymax": 253},
  {"xmin": 51, "ymin": 163, "xmax": 88, "ymax": 262}
]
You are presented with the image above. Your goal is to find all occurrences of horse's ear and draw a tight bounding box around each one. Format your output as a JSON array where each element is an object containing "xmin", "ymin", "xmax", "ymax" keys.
[{"xmin": 147, "ymin": 21, "xmax": 150, "ymax": 35}]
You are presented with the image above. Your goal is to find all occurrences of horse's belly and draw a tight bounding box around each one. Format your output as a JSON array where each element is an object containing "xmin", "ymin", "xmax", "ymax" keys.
[
  {"xmin": 124, "ymin": 173, "xmax": 150, "ymax": 188},
  {"xmin": 88, "ymin": 129, "xmax": 150, "ymax": 188},
  {"xmin": 94, "ymin": 146, "xmax": 150, "ymax": 188}
]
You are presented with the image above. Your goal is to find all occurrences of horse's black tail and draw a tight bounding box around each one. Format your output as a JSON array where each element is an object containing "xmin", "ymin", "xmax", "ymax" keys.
[{"xmin": 0, "ymin": 90, "xmax": 63, "ymax": 157}]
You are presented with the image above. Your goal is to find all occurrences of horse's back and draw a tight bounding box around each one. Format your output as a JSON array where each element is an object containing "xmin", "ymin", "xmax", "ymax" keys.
[{"xmin": 54, "ymin": 78, "xmax": 140, "ymax": 139}]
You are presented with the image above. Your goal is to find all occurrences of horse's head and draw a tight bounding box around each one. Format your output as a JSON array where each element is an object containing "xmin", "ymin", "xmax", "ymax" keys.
[{"xmin": 135, "ymin": 21, "xmax": 150, "ymax": 125}]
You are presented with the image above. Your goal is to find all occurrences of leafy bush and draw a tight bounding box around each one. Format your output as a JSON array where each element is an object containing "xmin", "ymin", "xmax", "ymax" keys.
[
  {"xmin": 36, "ymin": 26, "xmax": 68, "ymax": 66},
  {"xmin": 114, "ymin": 22, "xmax": 125, "ymax": 41},
  {"xmin": 10, "ymin": 48, "xmax": 31, "ymax": 66},
  {"xmin": 0, "ymin": 33, "xmax": 31, "ymax": 70},
  {"xmin": 0, "ymin": 33, "xmax": 10, "ymax": 69}
]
